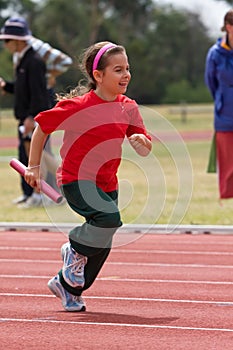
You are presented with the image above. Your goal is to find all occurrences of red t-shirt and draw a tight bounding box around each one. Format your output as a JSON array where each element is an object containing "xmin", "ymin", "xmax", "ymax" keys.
[{"xmin": 35, "ymin": 90, "xmax": 150, "ymax": 192}]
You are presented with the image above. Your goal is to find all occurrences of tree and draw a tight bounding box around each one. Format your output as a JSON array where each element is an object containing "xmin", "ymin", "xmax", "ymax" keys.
[
  {"xmin": 0, "ymin": 0, "xmax": 218, "ymax": 104},
  {"xmin": 31, "ymin": 0, "xmax": 155, "ymax": 95},
  {"xmin": 126, "ymin": 6, "xmax": 213, "ymax": 103}
]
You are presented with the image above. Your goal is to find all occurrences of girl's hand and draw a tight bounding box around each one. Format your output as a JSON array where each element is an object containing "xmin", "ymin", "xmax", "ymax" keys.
[
  {"xmin": 128, "ymin": 134, "xmax": 152, "ymax": 156},
  {"xmin": 24, "ymin": 167, "xmax": 41, "ymax": 192},
  {"xmin": 23, "ymin": 124, "xmax": 48, "ymax": 192}
]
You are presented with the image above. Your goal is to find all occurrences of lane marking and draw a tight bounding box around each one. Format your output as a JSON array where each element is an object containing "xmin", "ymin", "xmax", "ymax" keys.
[
  {"xmin": 1, "ymin": 274, "xmax": 233, "ymax": 285},
  {"xmin": 0, "ymin": 317, "xmax": 233, "ymax": 332},
  {"xmin": 1, "ymin": 246, "xmax": 233, "ymax": 256},
  {"xmin": 113, "ymin": 249, "xmax": 233, "ymax": 256},
  {"xmin": 1, "ymin": 259, "xmax": 233, "ymax": 269},
  {"xmin": 0, "ymin": 247, "xmax": 58, "ymax": 251},
  {"xmin": 108, "ymin": 262, "xmax": 233, "ymax": 269},
  {"xmin": 1, "ymin": 238, "xmax": 233, "ymax": 246},
  {"xmin": 0, "ymin": 292, "xmax": 233, "ymax": 306},
  {"xmin": 0, "ymin": 259, "xmax": 60, "ymax": 264}
]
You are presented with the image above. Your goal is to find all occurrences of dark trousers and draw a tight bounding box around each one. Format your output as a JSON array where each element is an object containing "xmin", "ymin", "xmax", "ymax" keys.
[
  {"xmin": 60, "ymin": 180, "xmax": 122, "ymax": 295},
  {"xmin": 18, "ymin": 127, "xmax": 33, "ymax": 197},
  {"xmin": 18, "ymin": 126, "xmax": 58, "ymax": 196}
]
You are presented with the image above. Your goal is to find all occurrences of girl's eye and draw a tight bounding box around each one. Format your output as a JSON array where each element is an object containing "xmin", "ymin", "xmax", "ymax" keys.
[{"xmin": 115, "ymin": 67, "xmax": 130, "ymax": 72}]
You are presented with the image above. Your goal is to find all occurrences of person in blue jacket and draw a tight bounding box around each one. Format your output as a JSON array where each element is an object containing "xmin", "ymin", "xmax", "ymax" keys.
[{"xmin": 205, "ymin": 9, "xmax": 233, "ymax": 199}]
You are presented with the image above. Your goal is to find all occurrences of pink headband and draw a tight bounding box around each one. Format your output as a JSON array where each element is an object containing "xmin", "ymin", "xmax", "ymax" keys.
[{"xmin": 92, "ymin": 43, "xmax": 117, "ymax": 72}]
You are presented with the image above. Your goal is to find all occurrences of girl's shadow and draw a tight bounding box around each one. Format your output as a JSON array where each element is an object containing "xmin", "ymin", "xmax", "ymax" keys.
[{"xmin": 66, "ymin": 311, "xmax": 179, "ymax": 325}]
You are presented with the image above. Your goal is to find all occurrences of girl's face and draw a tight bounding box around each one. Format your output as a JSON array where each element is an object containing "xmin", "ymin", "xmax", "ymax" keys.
[{"xmin": 94, "ymin": 52, "xmax": 131, "ymax": 101}]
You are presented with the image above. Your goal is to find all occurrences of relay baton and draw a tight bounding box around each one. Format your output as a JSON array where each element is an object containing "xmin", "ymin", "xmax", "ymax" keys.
[{"xmin": 9, "ymin": 158, "xmax": 63, "ymax": 204}]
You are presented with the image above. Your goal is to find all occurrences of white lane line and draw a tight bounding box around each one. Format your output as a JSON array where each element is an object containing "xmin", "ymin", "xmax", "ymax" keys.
[
  {"xmin": 1, "ymin": 274, "xmax": 233, "ymax": 285},
  {"xmin": 113, "ymin": 249, "xmax": 233, "ymax": 256},
  {"xmin": 0, "ymin": 259, "xmax": 60, "ymax": 264},
  {"xmin": 1, "ymin": 259, "xmax": 233, "ymax": 269},
  {"xmin": 0, "ymin": 317, "xmax": 232, "ymax": 332},
  {"xmin": 97, "ymin": 278, "xmax": 233, "ymax": 285},
  {"xmin": 1, "ymin": 235, "xmax": 233, "ymax": 245},
  {"xmin": 0, "ymin": 237, "xmax": 65, "ymax": 242},
  {"xmin": 108, "ymin": 262, "xmax": 233, "ymax": 269},
  {"xmin": 0, "ymin": 293, "xmax": 233, "ymax": 306},
  {"xmin": 1, "ymin": 246, "xmax": 233, "ymax": 256},
  {"xmin": 0, "ymin": 247, "xmax": 58, "ymax": 251}
]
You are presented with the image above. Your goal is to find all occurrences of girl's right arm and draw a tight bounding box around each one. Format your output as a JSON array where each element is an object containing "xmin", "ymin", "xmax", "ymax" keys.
[
  {"xmin": 24, "ymin": 124, "xmax": 48, "ymax": 191},
  {"xmin": 128, "ymin": 133, "xmax": 152, "ymax": 156}
]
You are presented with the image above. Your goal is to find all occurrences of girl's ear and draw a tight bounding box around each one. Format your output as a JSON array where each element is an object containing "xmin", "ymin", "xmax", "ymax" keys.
[{"xmin": 93, "ymin": 70, "xmax": 103, "ymax": 83}]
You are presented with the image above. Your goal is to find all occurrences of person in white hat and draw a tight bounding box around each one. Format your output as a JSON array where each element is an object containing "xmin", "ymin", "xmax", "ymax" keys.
[
  {"xmin": 0, "ymin": 17, "xmax": 73, "ymax": 207},
  {"xmin": 0, "ymin": 17, "xmax": 49, "ymax": 206}
]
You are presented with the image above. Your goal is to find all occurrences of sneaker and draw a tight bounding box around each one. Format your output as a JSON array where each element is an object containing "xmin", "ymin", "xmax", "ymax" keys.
[
  {"xmin": 61, "ymin": 242, "xmax": 87, "ymax": 288},
  {"xmin": 18, "ymin": 193, "xmax": 43, "ymax": 208},
  {"xmin": 12, "ymin": 194, "xmax": 29, "ymax": 204},
  {"xmin": 48, "ymin": 275, "xmax": 86, "ymax": 312}
]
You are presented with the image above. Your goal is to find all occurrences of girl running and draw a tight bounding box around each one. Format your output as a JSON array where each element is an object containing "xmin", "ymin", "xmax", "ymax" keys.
[{"xmin": 24, "ymin": 41, "xmax": 152, "ymax": 311}]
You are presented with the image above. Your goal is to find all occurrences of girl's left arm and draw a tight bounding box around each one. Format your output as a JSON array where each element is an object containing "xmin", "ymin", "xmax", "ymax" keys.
[
  {"xmin": 24, "ymin": 124, "xmax": 48, "ymax": 191},
  {"xmin": 128, "ymin": 133, "xmax": 152, "ymax": 157}
]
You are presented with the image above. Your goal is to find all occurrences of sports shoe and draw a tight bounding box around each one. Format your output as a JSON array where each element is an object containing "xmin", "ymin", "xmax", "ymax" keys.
[
  {"xmin": 61, "ymin": 242, "xmax": 87, "ymax": 288},
  {"xmin": 12, "ymin": 194, "xmax": 29, "ymax": 204},
  {"xmin": 18, "ymin": 193, "xmax": 43, "ymax": 208},
  {"xmin": 48, "ymin": 275, "xmax": 86, "ymax": 312}
]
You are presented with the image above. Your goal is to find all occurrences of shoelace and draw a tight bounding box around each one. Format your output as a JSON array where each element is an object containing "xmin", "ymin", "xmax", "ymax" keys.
[{"xmin": 66, "ymin": 256, "xmax": 87, "ymax": 275}]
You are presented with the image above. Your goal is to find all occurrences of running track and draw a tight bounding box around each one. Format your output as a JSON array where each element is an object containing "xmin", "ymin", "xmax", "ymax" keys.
[
  {"xmin": 0, "ymin": 230, "xmax": 233, "ymax": 349},
  {"xmin": 0, "ymin": 129, "xmax": 213, "ymax": 150}
]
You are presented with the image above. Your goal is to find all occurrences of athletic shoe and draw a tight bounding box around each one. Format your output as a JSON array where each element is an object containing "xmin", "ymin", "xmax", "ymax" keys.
[
  {"xmin": 18, "ymin": 193, "xmax": 43, "ymax": 208},
  {"xmin": 12, "ymin": 194, "xmax": 29, "ymax": 204},
  {"xmin": 48, "ymin": 275, "xmax": 86, "ymax": 312},
  {"xmin": 61, "ymin": 242, "xmax": 87, "ymax": 288}
]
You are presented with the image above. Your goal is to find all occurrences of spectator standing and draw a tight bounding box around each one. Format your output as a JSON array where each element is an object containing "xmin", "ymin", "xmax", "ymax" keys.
[
  {"xmin": 205, "ymin": 9, "xmax": 233, "ymax": 199},
  {"xmin": 0, "ymin": 17, "xmax": 73, "ymax": 207},
  {"xmin": 26, "ymin": 35, "xmax": 73, "ymax": 196},
  {"xmin": 0, "ymin": 17, "xmax": 49, "ymax": 206}
]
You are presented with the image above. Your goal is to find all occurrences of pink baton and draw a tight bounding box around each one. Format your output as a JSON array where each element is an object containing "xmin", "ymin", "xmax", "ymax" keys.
[{"xmin": 9, "ymin": 158, "xmax": 63, "ymax": 204}]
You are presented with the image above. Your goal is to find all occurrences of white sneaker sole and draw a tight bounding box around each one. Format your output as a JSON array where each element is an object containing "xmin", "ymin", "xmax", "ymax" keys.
[{"xmin": 48, "ymin": 276, "xmax": 86, "ymax": 312}]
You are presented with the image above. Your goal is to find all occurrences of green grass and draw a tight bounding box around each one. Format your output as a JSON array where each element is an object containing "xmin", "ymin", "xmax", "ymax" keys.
[
  {"xmin": 0, "ymin": 109, "xmax": 17, "ymax": 137},
  {"xmin": 1, "ymin": 105, "xmax": 233, "ymax": 225}
]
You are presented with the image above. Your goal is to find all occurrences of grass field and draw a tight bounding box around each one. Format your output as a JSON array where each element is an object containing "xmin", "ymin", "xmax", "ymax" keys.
[{"xmin": 1, "ymin": 104, "xmax": 233, "ymax": 226}]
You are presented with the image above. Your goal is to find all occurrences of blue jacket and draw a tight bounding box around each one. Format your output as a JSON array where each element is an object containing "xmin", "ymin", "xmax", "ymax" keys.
[{"xmin": 205, "ymin": 37, "xmax": 233, "ymax": 131}]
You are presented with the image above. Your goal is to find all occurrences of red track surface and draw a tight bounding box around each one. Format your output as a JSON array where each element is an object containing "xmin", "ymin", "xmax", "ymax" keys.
[
  {"xmin": 0, "ymin": 130, "xmax": 212, "ymax": 150},
  {"xmin": 1, "ymin": 230, "xmax": 233, "ymax": 349}
]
